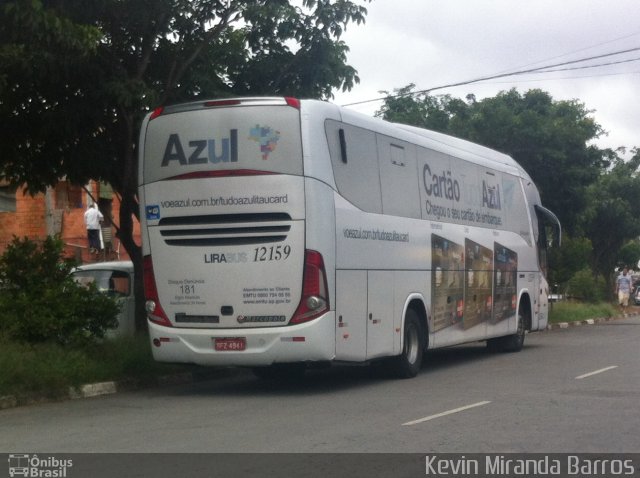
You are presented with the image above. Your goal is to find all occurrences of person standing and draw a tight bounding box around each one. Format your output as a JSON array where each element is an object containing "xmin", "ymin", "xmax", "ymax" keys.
[
  {"xmin": 84, "ymin": 203, "xmax": 104, "ymax": 254},
  {"xmin": 615, "ymin": 266, "xmax": 632, "ymax": 315}
]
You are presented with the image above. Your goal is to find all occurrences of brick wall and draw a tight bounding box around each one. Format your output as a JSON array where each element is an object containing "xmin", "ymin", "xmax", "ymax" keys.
[
  {"xmin": 0, "ymin": 183, "xmax": 140, "ymax": 264},
  {"xmin": 0, "ymin": 189, "xmax": 47, "ymax": 250}
]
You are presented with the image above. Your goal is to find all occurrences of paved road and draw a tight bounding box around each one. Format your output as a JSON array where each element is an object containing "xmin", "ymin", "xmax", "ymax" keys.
[{"xmin": 2, "ymin": 317, "xmax": 639, "ymax": 454}]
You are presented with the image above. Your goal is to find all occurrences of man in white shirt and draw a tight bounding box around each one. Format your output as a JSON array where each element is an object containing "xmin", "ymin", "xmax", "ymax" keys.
[
  {"xmin": 616, "ymin": 266, "xmax": 632, "ymax": 314},
  {"xmin": 84, "ymin": 204, "xmax": 104, "ymax": 254}
]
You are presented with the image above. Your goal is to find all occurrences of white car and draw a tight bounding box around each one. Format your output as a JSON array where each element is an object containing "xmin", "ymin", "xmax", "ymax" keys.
[{"xmin": 71, "ymin": 261, "xmax": 135, "ymax": 337}]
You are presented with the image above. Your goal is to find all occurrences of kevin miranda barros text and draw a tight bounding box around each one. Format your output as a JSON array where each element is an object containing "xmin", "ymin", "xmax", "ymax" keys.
[{"xmin": 425, "ymin": 454, "xmax": 637, "ymax": 476}]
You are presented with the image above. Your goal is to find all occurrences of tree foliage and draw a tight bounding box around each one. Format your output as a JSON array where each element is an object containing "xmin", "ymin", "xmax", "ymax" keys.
[
  {"xmin": 1, "ymin": 0, "xmax": 369, "ymax": 190},
  {"xmin": 618, "ymin": 240, "xmax": 640, "ymax": 270},
  {"xmin": 0, "ymin": 237, "xmax": 120, "ymax": 346},
  {"xmin": 567, "ymin": 268, "xmax": 607, "ymax": 303},
  {"xmin": 0, "ymin": 0, "xmax": 370, "ymax": 330},
  {"xmin": 581, "ymin": 151, "xmax": 640, "ymax": 290},
  {"xmin": 548, "ymin": 235, "xmax": 592, "ymax": 288}
]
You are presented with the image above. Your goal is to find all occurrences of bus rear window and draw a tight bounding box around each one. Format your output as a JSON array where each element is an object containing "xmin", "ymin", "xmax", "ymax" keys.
[{"xmin": 143, "ymin": 106, "xmax": 303, "ymax": 183}]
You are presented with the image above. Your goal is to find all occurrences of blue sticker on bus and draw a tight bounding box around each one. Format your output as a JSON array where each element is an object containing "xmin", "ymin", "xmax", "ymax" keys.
[{"xmin": 146, "ymin": 205, "xmax": 161, "ymax": 220}]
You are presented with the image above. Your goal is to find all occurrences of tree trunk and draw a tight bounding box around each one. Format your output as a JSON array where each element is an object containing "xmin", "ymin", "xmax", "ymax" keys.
[{"xmin": 118, "ymin": 116, "xmax": 147, "ymax": 335}]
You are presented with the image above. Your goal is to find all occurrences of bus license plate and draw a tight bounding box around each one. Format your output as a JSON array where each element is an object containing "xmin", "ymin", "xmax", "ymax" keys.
[{"xmin": 214, "ymin": 337, "xmax": 246, "ymax": 351}]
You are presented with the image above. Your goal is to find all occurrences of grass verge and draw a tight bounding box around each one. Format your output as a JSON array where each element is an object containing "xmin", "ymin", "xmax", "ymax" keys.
[
  {"xmin": 548, "ymin": 301, "xmax": 617, "ymax": 324},
  {"xmin": 0, "ymin": 336, "xmax": 196, "ymax": 402},
  {"xmin": 0, "ymin": 302, "xmax": 625, "ymax": 404}
]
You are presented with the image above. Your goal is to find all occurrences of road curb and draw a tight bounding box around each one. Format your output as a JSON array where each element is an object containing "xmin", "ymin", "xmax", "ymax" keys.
[
  {"xmin": 546, "ymin": 311, "xmax": 637, "ymax": 330},
  {"xmin": 0, "ymin": 368, "xmax": 236, "ymax": 410},
  {"xmin": 69, "ymin": 381, "xmax": 118, "ymax": 399}
]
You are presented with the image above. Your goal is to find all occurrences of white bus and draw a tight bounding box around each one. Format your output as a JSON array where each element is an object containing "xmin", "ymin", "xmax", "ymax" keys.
[{"xmin": 138, "ymin": 97, "xmax": 560, "ymax": 378}]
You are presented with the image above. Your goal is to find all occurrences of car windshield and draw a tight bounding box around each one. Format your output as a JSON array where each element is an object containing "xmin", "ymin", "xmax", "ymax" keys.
[{"xmin": 72, "ymin": 269, "xmax": 131, "ymax": 297}]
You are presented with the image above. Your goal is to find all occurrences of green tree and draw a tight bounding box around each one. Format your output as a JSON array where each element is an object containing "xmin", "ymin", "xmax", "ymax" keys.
[
  {"xmin": 376, "ymin": 84, "xmax": 467, "ymax": 133},
  {"xmin": 548, "ymin": 235, "xmax": 592, "ymax": 289},
  {"xmin": 581, "ymin": 150, "xmax": 640, "ymax": 292},
  {"xmin": 619, "ymin": 240, "xmax": 640, "ymax": 270},
  {"xmin": 0, "ymin": 0, "xmax": 370, "ymax": 331}
]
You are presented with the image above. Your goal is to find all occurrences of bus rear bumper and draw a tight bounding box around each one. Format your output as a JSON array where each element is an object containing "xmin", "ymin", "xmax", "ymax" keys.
[{"xmin": 148, "ymin": 312, "xmax": 336, "ymax": 366}]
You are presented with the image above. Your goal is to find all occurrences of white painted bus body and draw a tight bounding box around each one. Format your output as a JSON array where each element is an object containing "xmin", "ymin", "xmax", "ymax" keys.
[{"xmin": 138, "ymin": 97, "xmax": 559, "ymax": 369}]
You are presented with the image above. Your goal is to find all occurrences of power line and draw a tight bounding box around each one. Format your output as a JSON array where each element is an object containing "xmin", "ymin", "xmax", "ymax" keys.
[
  {"xmin": 485, "ymin": 69, "xmax": 640, "ymax": 86},
  {"xmin": 534, "ymin": 56, "xmax": 640, "ymax": 74},
  {"xmin": 341, "ymin": 46, "xmax": 640, "ymax": 107},
  {"xmin": 492, "ymin": 30, "xmax": 640, "ymax": 74}
]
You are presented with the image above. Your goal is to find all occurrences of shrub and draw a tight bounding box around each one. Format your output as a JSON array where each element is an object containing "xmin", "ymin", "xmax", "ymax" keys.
[
  {"xmin": 566, "ymin": 267, "xmax": 607, "ymax": 302},
  {"xmin": 0, "ymin": 236, "xmax": 120, "ymax": 347}
]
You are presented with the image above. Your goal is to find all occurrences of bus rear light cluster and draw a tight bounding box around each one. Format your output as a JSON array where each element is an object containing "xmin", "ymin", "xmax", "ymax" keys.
[
  {"xmin": 289, "ymin": 250, "xmax": 329, "ymax": 325},
  {"xmin": 143, "ymin": 255, "xmax": 172, "ymax": 327}
]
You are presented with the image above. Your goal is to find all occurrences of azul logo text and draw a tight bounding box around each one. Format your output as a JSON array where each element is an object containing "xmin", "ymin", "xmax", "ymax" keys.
[{"xmin": 162, "ymin": 130, "xmax": 238, "ymax": 166}]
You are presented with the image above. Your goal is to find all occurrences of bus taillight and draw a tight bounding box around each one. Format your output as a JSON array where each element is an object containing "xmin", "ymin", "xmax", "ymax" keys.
[
  {"xmin": 143, "ymin": 255, "xmax": 172, "ymax": 327},
  {"xmin": 289, "ymin": 250, "xmax": 329, "ymax": 325}
]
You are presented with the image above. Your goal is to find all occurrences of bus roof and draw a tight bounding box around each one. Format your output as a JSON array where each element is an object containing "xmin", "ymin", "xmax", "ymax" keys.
[{"xmin": 146, "ymin": 96, "xmax": 533, "ymax": 182}]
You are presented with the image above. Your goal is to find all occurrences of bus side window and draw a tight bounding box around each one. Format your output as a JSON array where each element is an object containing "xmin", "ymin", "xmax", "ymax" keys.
[
  {"xmin": 535, "ymin": 205, "xmax": 561, "ymax": 279},
  {"xmin": 325, "ymin": 120, "xmax": 382, "ymax": 214},
  {"xmin": 376, "ymin": 135, "xmax": 420, "ymax": 219}
]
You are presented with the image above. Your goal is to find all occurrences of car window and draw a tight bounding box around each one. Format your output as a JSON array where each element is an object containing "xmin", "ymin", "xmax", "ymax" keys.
[{"xmin": 72, "ymin": 270, "xmax": 131, "ymax": 297}]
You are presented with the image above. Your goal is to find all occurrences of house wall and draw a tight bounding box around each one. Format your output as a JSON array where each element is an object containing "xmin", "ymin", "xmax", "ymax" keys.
[
  {"xmin": 0, "ymin": 189, "xmax": 47, "ymax": 249},
  {"xmin": 0, "ymin": 182, "xmax": 140, "ymax": 264}
]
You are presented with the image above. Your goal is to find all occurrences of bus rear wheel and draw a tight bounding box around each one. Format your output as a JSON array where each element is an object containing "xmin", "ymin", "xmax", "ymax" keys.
[
  {"xmin": 388, "ymin": 308, "xmax": 424, "ymax": 379},
  {"xmin": 487, "ymin": 309, "xmax": 527, "ymax": 353}
]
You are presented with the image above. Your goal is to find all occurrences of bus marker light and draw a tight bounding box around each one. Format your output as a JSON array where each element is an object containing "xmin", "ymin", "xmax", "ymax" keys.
[
  {"xmin": 204, "ymin": 99, "xmax": 241, "ymax": 108},
  {"xmin": 285, "ymin": 97, "xmax": 301, "ymax": 109},
  {"xmin": 149, "ymin": 107, "xmax": 164, "ymax": 120},
  {"xmin": 153, "ymin": 337, "xmax": 175, "ymax": 347}
]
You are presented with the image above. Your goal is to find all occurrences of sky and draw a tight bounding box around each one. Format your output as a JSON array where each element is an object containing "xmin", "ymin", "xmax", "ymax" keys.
[{"xmin": 331, "ymin": 0, "xmax": 639, "ymax": 154}]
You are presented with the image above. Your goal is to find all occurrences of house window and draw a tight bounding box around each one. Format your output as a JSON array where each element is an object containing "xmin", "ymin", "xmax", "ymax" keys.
[
  {"xmin": 0, "ymin": 182, "xmax": 17, "ymax": 212},
  {"xmin": 98, "ymin": 182, "xmax": 113, "ymax": 226},
  {"xmin": 54, "ymin": 181, "xmax": 83, "ymax": 209}
]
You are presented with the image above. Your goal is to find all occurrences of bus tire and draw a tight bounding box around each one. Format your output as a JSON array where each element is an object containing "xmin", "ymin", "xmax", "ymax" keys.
[
  {"xmin": 389, "ymin": 308, "xmax": 424, "ymax": 378},
  {"xmin": 487, "ymin": 309, "xmax": 526, "ymax": 353}
]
